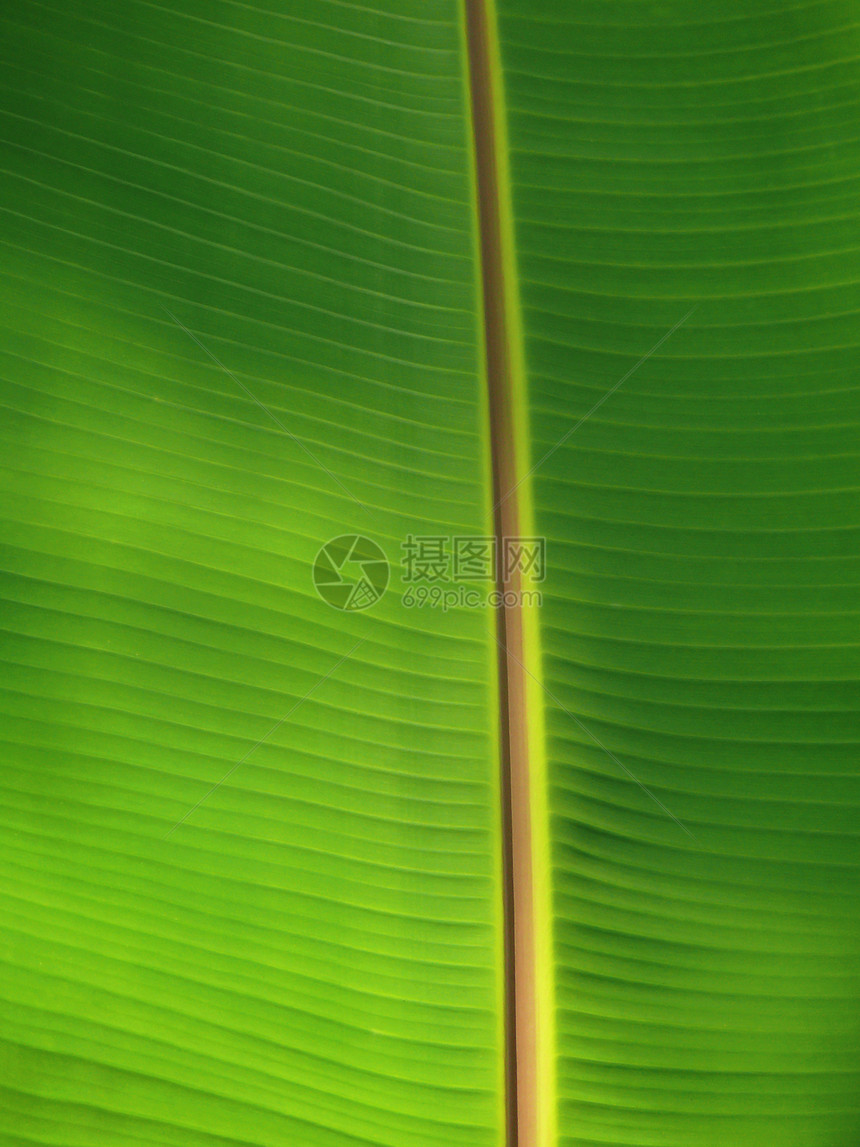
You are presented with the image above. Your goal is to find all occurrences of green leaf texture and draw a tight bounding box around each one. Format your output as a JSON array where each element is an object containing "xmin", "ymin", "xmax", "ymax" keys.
[
  {"xmin": 495, "ymin": 1, "xmax": 860, "ymax": 1143},
  {"xmin": 0, "ymin": 3, "xmax": 505, "ymax": 1145},
  {"xmin": 4, "ymin": 0, "xmax": 860, "ymax": 1145}
]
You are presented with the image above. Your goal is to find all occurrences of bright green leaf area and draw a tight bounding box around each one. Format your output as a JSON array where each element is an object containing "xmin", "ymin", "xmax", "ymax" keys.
[
  {"xmin": 2, "ymin": 1, "xmax": 860, "ymax": 1146},
  {"xmin": 0, "ymin": 2, "xmax": 504, "ymax": 1146},
  {"xmin": 496, "ymin": 1, "xmax": 860, "ymax": 1144}
]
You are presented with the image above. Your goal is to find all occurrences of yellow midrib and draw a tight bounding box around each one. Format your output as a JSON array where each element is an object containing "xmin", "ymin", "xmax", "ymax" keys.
[{"xmin": 462, "ymin": 1, "xmax": 556, "ymax": 1145}]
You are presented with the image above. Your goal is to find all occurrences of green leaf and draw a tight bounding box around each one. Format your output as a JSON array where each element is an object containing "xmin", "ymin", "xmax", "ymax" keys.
[
  {"xmin": 496, "ymin": 2, "xmax": 860, "ymax": 1144},
  {"xmin": 2, "ymin": 1, "xmax": 860, "ymax": 1146},
  {"xmin": 0, "ymin": 3, "xmax": 504, "ymax": 1145}
]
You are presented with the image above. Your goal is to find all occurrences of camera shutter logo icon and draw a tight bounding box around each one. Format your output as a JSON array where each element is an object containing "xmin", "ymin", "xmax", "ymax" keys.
[{"xmin": 313, "ymin": 535, "xmax": 389, "ymax": 611}]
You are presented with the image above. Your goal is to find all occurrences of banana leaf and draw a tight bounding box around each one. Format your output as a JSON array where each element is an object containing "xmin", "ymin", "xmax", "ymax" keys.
[{"xmin": 0, "ymin": 1, "xmax": 858, "ymax": 1145}]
